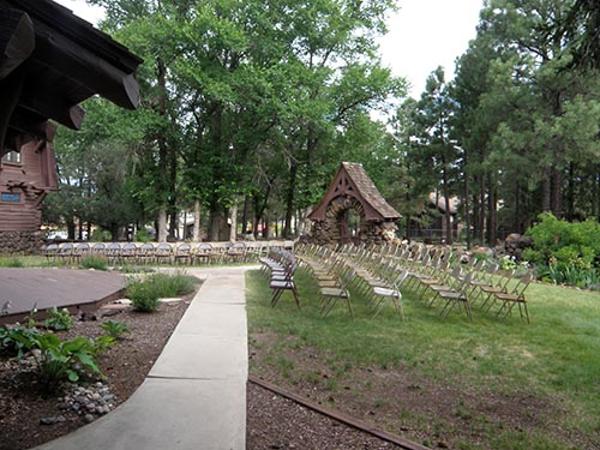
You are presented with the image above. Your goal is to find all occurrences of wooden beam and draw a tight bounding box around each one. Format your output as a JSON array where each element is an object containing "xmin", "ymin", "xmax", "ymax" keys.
[
  {"xmin": 18, "ymin": 87, "xmax": 85, "ymax": 130},
  {"xmin": 6, "ymin": 107, "xmax": 48, "ymax": 138},
  {"xmin": 34, "ymin": 27, "xmax": 140, "ymax": 110},
  {"xmin": 0, "ymin": 66, "xmax": 24, "ymax": 156},
  {"xmin": 0, "ymin": 8, "xmax": 35, "ymax": 80}
]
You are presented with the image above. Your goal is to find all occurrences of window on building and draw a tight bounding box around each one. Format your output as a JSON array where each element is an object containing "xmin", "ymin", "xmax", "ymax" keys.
[{"xmin": 1, "ymin": 150, "xmax": 22, "ymax": 165}]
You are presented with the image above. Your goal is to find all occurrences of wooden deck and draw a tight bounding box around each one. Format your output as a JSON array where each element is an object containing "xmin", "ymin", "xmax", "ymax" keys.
[{"xmin": 0, "ymin": 268, "xmax": 126, "ymax": 325}]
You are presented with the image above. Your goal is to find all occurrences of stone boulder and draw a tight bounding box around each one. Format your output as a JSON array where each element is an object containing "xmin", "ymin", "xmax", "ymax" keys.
[{"xmin": 504, "ymin": 233, "xmax": 533, "ymax": 260}]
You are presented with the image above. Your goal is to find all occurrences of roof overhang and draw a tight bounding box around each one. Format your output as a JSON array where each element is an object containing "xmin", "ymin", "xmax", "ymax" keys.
[{"xmin": 0, "ymin": 0, "xmax": 143, "ymax": 154}]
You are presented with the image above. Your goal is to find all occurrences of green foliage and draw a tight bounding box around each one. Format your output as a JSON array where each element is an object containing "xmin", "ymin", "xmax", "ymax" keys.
[
  {"xmin": 90, "ymin": 229, "xmax": 112, "ymax": 242},
  {"xmin": 144, "ymin": 273, "xmax": 198, "ymax": 298},
  {"xmin": 44, "ymin": 307, "xmax": 74, "ymax": 332},
  {"xmin": 126, "ymin": 273, "xmax": 197, "ymax": 312},
  {"xmin": 537, "ymin": 264, "xmax": 600, "ymax": 289},
  {"xmin": 92, "ymin": 335, "xmax": 117, "ymax": 356},
  {"xmin": 0, "ymin": 325, "xmax": 40, "ymax": 357},
  {"xmin": 0, "ymin": 257, "xmax": 25, "ymax": 268},
  {"xmin": 127, "ymin": 281, "xmax": 160, "ymax": 312},
  {"xmin": 30, "ymin": 333, "xmax": 102, "ymax": 390},
  {"xmin": 100, "ymin": 320, "xmax": 130, "ymax": 340},
  {"xmin": 524, "ymin": 213, "xmax": 600, "ymax": 271},
  {"xmin": 135, "ymin": 229, "xmax": 152, "ymax": 243},
  {"xmin": 80, "ymin": 255, "xmax": 109, "ymax": 271}
]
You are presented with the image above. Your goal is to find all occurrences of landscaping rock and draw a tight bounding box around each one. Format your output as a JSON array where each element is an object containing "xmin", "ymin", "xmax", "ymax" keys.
[{"xmin": 62, "ymin": 382, "xmax": 118, "ymax": 419}]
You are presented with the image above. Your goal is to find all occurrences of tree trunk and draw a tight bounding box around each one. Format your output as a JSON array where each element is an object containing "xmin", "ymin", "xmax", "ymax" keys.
[
  {"xmin": 78, "ymin": 218, "xmax": 83, "ymax": 241},
  {"xmin": 193, "ymin": 200, "xmax": 202, "ymax": 241},
  {"xmin": 478, "ymin": 177, "xmax": 485, "ymax": 243},
  {"xmin": 157, "ymin": 207, "xmax": 168, "ymax": 243},
  {"xmin": 513, "ymin": 182, "xmax": 521, "ymax": 233},
  {"xmin": 551, "ymin": 167, "xmax": 562, "ymax": 218},
  {"xmin": 229, "ymin": 202, "xmax": 238, "ymax": 242},
  {"xmin": 441, "ymin": 160, "xmax": 452, "ymax": 245},
  {"xmin": 67, "ymin": 220, "xmax": 76, "ymax": 241},
  {"xmin": 567, "ymin": 162, "xmax": 575, "ymax": 221},
  {"xmin": 208, "ymin": 209, "xmax": 221, "ymax": 242},
  {"xmin": 169, "ymin": 209, "xmax": 178, "ymax": 240},
  {"xmin": 486, "ymin": 174, "xmax": 497, "ymax": 245},
  {"xmin": 542, "ymin": 167, "xmax": 552, "ymax": 212},
  {"xmin": 241, "ymin": 195, "xmax": 249, "ymax": 234},
  {"xmin": 284, "ymin": 160, "xmax": 298, "ymax": 238},
  {"xmin": 463, "ymin": 149, "xmax": 471, "ymax": 248}
]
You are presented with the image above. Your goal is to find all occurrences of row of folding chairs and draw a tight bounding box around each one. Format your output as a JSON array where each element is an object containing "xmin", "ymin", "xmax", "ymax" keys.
[
  {"xmin": 43, "ymin": 242, "xmax": 271, "ymax": 265},
  {"xmin": 296, "ymin": 242, "xmax": 533, "ymax": 323},
  {"xmin": 259, "ymin": 249, "xmax": 300, "ymax": 309},
  {"xmin": 296, "ymin": 247, "xmax": 407, "ymax": 319}
]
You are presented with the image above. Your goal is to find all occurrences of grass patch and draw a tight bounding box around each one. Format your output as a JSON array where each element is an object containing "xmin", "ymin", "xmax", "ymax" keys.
[
  {"xmin": 246, "ymin": 268, "xmax": 600, "ymax": 449},
  {"xmin": 80, "ymin": 255, "xmax": 108, "ymax": 271},
  {"xmin": 0, "ymin": 257, "xmax": 25, "ymax": 267}
]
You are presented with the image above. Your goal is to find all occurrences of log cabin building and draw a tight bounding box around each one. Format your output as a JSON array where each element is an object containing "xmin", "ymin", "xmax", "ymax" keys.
[{"xmin": 0, "ymin": 0, "xmax": 142, "ymax": 253}]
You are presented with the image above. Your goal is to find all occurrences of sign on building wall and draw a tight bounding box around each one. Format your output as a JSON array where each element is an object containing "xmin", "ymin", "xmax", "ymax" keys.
[{"xmin": 1, "ymin": 192, "xmax": 21, "ymax": 203}]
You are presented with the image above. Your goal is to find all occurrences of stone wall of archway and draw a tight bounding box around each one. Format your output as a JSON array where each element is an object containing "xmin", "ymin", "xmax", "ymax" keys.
[
  {"xmin": 308, "ymin": 162, "xmax": 400, "ymax": 245},
  {"xmin": 311, "ymin": 194, "xmax": 397, "ymax": 245}
]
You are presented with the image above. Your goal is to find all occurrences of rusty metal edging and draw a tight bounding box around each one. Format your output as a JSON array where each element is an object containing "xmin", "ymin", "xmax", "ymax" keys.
[{"xmin": 248, "ymin": 375, "xmax": 431, "ymax": 450}]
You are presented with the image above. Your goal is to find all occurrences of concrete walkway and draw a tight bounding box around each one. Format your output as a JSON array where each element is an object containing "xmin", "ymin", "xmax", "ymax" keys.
[{"xmin": 36, "ymin": 266, "xmax": 253, "ymax": 450}]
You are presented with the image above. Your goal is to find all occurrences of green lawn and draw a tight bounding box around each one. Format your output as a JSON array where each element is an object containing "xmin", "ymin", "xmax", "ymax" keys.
[{"xmin": 246, "ymin": 268, "xmax": 600, "ymax": 449}]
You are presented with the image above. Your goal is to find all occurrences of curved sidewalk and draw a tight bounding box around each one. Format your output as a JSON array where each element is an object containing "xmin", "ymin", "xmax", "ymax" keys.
[{"xmin": 35, "ymin": 266, "xmax": 253, "ymax": 450}]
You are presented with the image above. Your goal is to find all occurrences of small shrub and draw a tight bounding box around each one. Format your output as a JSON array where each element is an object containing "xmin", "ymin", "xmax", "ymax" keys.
[
  {"xmin": 127, "ymin": 281, "xmax": 160, "ymax": 312},
  {"xmin": 91, "ymin": 229, "xmax": 112, "ymax": 242},
  {"xmin": 101, "ymin": 320, "xmax": 129, "ymax": 340},
  {"xmin": 146, "ymin": 273, "xmax": 198, "ymax": 297},
  {"xmin": 0, "ymin": 257, "xmax": 24, "ymax": 268},
  {"xmin": 30, "ymin": 333, "xmax": 102, "ymax": 390},
  {"xmin": 44, "ymin": 307, "xmax": 74, "ymax": 331},
  {"xmin": 135, "ymin": 229, "xmax": 153, "ymax": 243},
  {"xmin": 80, "ymin": 255, "xmax": 108, "ymax": 271},
  {"xmin": 0, "ymin": 325, "xmax": 40, "ymax": 357}
]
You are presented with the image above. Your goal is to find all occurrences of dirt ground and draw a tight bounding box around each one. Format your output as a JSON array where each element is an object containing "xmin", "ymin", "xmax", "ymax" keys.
[
  {"xmin": 0, "ymin": 292, "xmax": 195, "ymax": 450},
  {"xmin": 247, "ymin": 381, "xmax": 403, "ymax": 449}
]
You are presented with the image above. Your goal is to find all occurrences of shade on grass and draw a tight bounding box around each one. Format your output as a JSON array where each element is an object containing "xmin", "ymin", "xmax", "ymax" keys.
[{"xmin": 246, "ymin": 269, "xmax": 600, "ymax": 449}]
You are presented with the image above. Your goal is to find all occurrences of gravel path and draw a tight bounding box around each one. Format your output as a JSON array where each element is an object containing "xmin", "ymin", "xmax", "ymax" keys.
[{"xmin": 247, "ymin": 382, "xmax": 403, "ymax": 450}]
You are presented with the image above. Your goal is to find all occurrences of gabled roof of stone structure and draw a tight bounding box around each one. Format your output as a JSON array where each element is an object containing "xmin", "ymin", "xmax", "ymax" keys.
[{"xmin": 309, "ymin": 162, "xmax": 400, "ymax": 222}]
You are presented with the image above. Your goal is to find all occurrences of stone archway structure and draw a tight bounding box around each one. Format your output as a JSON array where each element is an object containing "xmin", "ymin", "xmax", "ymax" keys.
[{"xmin": 308, "ymin": 162, "xmax": 400, "ymax": 245}]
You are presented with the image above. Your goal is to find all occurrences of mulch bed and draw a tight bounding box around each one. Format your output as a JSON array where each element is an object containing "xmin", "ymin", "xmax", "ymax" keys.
[
  {"xmin": 247, "ymin": 381, "xmax": 402, "ymax": 450},
  {"xmin": 0, "ymin": 289, "xmax": 197, "ymax": 450}
]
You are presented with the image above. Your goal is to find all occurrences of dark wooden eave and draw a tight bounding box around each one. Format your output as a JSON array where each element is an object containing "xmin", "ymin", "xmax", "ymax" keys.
[{"xmin": 0, "ymin": 0, "xmax": 143, "ymax": 154}]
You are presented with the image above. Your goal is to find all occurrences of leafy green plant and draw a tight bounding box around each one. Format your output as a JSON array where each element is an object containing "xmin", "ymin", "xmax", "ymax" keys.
[
  {"xmin": 0, "ymin": 325, "xmax": 40, "ymax": 357},
  {"xmin": 92, "ymin": 335, "xmax": 116, "ymax": 355},
  {"xmin": 80, "ymin": 255, "xmax": 108, "ymax": 271},
  {"xmin": 525, "ymin": 213, "xmax": 600, "ymax": 270},
  {"xmin": 127, "ymin": 281, "xmax": 160, "ymax": 312},
  {"xmin": 100, "ymin": 320, "xmax": 130, "ymax": 340},
  {"xmin": 30, "ymin": 333, "xmax": 101, "ymax": 390},
  {"xmin": 44, "ymin": 307, "xmax": 74, "ymax": 331}
]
